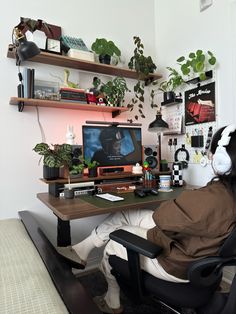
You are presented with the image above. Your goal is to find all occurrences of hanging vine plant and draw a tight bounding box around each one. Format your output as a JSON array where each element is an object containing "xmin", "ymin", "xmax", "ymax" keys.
[{"xmin": 127, "ymin": 36, "xmax": 157, "ymax": 121}]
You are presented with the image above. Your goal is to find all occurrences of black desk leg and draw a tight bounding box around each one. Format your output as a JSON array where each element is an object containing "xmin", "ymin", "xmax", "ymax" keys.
[{"xmin": 57, "ymin": 218, "xmax": 71, "ymax": 247}]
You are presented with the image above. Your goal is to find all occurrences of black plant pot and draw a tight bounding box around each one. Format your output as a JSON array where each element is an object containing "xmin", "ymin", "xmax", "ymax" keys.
[
  {"xmin": 163, "ymin": 91, "xmax": 175, "ymax": 102},
  {"xmin": 88, "ymin": 167, "xmax": 97, "ymax": 177},
  {"xmin": 99, "ymin": 54, "xmax": 111, "ymax": 64},
  {"xmin": 43, "ymin": 165, "xmax": 59, "ymax": 180}
]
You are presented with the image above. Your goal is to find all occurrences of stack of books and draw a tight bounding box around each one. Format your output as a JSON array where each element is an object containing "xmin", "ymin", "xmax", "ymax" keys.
[
  {"xmin": 60, "ymin": 87, "xmax": 88, "ymax": 103},
  {"xmin": 22, "ymin": 67, "xmax": 35, "ymax": 98}
]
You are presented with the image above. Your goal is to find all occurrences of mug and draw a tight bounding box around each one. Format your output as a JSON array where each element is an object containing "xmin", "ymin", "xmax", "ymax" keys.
[{"xmin": 159, "ymin": 175, "xmax": 171, "ymax": 191}]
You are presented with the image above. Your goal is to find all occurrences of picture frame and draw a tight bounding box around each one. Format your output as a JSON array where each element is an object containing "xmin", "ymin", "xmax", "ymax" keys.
[
  {"xmin": 200, "ymin": 0, "xmax": 213, "ymax": 12},
  {"xmin": 34, "ymin": 80, "xmax": 60, "ymax": 100},
  {"xmin": 185, "ymin": 82, "xmax": 216, "ymax": 126}
]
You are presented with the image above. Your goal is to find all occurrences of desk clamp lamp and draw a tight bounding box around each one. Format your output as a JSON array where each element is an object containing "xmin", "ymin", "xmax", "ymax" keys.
[{"xmin": 12, "ymin": 25, "xmax": 40, "ymax": 111}]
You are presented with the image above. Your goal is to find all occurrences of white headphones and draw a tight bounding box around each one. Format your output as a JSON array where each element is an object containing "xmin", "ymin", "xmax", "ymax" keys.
[{"xmin": 212, "ymin": 124, "xmax": 236, "ymax": 175}]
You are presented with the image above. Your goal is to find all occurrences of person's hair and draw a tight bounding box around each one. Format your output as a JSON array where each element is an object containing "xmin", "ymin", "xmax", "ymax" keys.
[{"xmin": 210, "ymin": 126, "xmax": 236, "ymax": 199}]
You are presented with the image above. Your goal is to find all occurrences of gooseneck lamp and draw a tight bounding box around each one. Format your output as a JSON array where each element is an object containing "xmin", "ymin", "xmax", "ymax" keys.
[{"xmin": 148, "ymin": 110, "xmax": 169, "ymax": 162}]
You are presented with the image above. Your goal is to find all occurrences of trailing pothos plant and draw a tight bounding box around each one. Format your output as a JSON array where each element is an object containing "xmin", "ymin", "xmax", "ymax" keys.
[{"xmin": 127, "ymin": 36, "xmax": 158, "ymax": 121}]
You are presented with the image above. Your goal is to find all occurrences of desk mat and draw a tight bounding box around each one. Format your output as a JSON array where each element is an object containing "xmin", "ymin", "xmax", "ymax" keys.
[{"xmin": 79, "ymin": 187, "xmax": 185, "ymax": 208}]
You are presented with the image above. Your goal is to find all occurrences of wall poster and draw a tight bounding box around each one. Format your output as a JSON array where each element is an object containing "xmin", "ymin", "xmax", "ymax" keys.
[{"xmin": 185, "ymin": 82, "xmax": 216, "ymax": 126}]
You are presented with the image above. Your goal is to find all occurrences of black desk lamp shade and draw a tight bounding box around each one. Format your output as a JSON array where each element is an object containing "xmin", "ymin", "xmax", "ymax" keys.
[
  {"xmin": 148, "ymin": 112, "xmax": 169, "ymax": 162},
  {"xmin": 17, "ymin": 37, "xmax": 40, "ymax": 61}
]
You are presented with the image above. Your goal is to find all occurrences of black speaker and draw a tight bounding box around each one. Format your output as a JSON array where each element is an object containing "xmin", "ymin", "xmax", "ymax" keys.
[{"xmin": 143, "ymin": 145, "xmax": 160, "ymax": 170}]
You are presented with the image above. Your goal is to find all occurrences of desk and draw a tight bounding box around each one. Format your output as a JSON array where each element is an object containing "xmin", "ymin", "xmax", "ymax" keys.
[{"xmin": 37, "ymin": 186, "xmax": 193, "ymax": 246}]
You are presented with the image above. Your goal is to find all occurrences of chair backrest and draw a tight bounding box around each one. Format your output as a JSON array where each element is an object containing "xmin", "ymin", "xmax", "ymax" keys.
[
  {"xmin": 188, "ymin": 227, "xmax": 236, "ymax": 288},
  {"xmin": 219, "ymin": 227, "xmax": 236, "ymax": 257}
]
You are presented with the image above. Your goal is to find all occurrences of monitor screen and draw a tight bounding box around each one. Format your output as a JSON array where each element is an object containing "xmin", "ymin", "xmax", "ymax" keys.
[{"xmin": 82, "ymin": 125, "xmax": 142, "ymax": 167}]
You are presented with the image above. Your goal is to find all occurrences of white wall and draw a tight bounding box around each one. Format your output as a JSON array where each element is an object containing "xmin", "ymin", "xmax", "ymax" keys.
[
  {"xmin": 0, "ymin": 0, "xmax": 158, "ymax": 266},
  {"xmin": 154, "ymin": 0, "xmax": 236, "ymax": 186}
]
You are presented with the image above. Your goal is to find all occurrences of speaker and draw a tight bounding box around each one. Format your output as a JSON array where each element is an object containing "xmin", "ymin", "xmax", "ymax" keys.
[
  {"xmin": 143, "ymin": 145, "xmax": 160, "ymax": 170},
  {"xmin": 212, "ymin": 125, "xmax": 236, "ymax": 175}
]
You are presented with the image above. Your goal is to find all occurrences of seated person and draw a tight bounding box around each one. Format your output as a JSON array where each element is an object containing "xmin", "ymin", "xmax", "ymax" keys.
[
  {"xmin": 58, "ymin": 125, "xmax": 236, "ymax": 314},
  {"xmin": 91, "ymin": 127, "xmax": 127, "ymax": 166}
]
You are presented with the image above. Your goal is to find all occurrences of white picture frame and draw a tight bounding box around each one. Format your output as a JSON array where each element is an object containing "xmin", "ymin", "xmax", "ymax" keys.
[{"xmin": 200, "ymin": 0, "xmax": 213, "ymax": 12}]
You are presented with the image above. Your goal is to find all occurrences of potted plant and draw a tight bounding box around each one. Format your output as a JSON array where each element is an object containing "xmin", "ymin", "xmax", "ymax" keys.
[
  {"xmin": 158, "ymin": 67, "xmax": 184, "ymax": 102},
  {"xmin": 69, "ymin": 163, "xmax": 85, "ymax": 178},
  {"xmin": 92, "ymin": 77, "xmax": 130, "ymax": 107},
  {"xmin": 127, "ymin": 36, "xmax": 157, "ymax": 120},
  {"xmin": 160, "ymin": 159, "xmax": 169, "ymax": 172},
  {"xmin": 91, "ymin": 38, "xmax": 121, "ymax": 64},
  {"xmin": 176, "ymin": 50, "xmax": 217, "ymax": 82},
  {"xmin": 85, "ymin": 159, "xmax": 99, "ymax": 177},
  {"xmin": 33, "ymin": 142, "xmax": 72, "ymax": 180}
]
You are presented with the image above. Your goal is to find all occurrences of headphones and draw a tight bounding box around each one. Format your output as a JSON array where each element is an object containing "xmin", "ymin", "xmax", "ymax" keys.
[{"xmin": 212, "ymin": 124, "xmax": 236, "ymax": 175}]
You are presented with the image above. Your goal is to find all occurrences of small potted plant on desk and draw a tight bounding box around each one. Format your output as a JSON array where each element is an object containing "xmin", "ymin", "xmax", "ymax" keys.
[
  {"xmin": 33, "ymin": 142, "xmax": 72, "ymax": 180},
  {"xmin": 91, "ymin": 38, "xmax": 121, "ymax": 65},
  {"xmin": 85, "ymin": 159, "xmax": 99, "ymax": 177}
]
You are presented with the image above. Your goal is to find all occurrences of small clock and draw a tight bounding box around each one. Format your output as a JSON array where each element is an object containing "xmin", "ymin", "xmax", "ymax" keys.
[{"xmin": 46, "ymin": 38, "xmax": 61, "ymax": 54}]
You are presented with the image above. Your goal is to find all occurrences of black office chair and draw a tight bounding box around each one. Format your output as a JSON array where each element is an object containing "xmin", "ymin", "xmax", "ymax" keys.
[{"xmin": 108, "ymin": 228, "xmax": 236, "ymax": 314}]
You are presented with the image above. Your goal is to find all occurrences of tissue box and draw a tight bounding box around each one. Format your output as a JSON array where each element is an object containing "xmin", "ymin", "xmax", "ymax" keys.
[{"xmin": 68, "ymin": 49, "xmax": 95, "ymax": 62}]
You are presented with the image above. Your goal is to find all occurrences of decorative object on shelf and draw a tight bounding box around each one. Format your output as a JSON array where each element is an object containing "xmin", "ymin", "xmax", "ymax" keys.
[
  {"xmin": 85, "ymin": 159, "xmax": 99, "ymax": 177},
  {"xmin": 92, "ymin": 76, "xmax": 130, "ymax": 107},
  {"xmin": 16, "ymin": 17, "xmax": 62, "ymax": 53},
  {"xmin": 34, "ymin": 80, "xmax": 60, "ymax": 100},
  {"xmin": 64, "ymin": 175, "xmax": 75, "ymax": 199},
  {"xmin": 63, "ymin": 69, "xmax": 79, "ymax": 88},
  {"xmin": 33, "ymin": 142, "xmax": 72, "ymax": 180},
  {"xmin": 61, "ymin": 35, "xmax": 94, "ymax": 61},
  {"xmin": 172, "ymin": 162, "xmax": 183, "ymax": 187},
  {"xmin": 66, "ymin": 125, "xmax": 76, "ymax": 145},
  {"xmin": 148, "ymin": 109, "xmax": 169, "ymax": 163},
  {"xmin": 91, "ymin": 38, "xmax": 121, "ymax": 65},
  {"xmin": 128, "ymin": 36, "xmax": 157, "ymax": 120},
  {"xmin": 177, "ymin": 49, "xmax": 216, "ymax": 82}
]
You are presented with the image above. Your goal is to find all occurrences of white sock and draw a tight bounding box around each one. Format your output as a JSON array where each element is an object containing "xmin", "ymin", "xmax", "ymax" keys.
[
  {"xmin": 104, "ymin": 279, "xmax": 121, "ymax": 309},
  {"xmin": 72, "ymin": 235, "xmax": 96, "ymax": 262}
]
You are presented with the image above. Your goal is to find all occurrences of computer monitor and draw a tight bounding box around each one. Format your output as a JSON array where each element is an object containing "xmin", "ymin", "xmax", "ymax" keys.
[{"xmin": 82, "ymin": 125, "xmax": 142, "ymax": 167}]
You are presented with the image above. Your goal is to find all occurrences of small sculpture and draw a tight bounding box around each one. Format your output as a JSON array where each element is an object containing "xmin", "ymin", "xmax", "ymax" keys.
[
  {"xmin": 66, "ymin": 125, "xmax": 76, "ymax": 145},
  {"xmin": 64, "ymin": 69, "xmax": 79, "ymax": 89}
]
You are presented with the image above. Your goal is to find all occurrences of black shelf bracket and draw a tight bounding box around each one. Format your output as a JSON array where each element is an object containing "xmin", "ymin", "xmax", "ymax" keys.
[{"xmin": 112, "ymin": 109, "xmax": 122, "ymax": 118}]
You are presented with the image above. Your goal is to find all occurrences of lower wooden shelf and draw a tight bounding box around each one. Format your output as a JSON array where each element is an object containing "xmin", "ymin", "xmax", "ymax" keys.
[{"xmin": 9, "ymin": 97, "xmax": 129, "ymax": 117}]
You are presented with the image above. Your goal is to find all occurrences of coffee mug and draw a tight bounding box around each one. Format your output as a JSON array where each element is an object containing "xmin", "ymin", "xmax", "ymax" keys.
[{"xmin": 159, "ymin": 175, "xmax": 171, "ymax": 190}]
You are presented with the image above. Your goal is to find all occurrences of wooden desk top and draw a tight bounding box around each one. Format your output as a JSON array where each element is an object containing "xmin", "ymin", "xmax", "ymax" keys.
[{"xmin": 37, "ymin": 186, "xmax": 198, "ymax": 221}]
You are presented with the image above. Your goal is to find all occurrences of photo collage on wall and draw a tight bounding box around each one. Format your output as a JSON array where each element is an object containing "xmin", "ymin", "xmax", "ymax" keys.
[{"xmin": 184, "ymin": 82, "xmax": 216, "ymax": 126}]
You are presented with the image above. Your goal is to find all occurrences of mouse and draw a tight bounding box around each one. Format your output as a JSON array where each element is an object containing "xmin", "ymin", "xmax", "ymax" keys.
[{"xmin": 134, "ymin": 189, "xmax": 146, "ymax": 198}]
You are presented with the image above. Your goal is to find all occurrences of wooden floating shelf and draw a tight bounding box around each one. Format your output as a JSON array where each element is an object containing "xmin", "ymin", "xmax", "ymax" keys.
[
  {"xmin": 9, "ymin": 97, "xmax": 129, "ymax": 117},
  {"xmin": 7, "ymin": 45, "xmax": 162, "ymax": 81}
]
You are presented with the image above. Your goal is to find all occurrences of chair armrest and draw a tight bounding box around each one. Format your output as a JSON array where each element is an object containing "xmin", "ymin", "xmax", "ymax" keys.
[{"xmin": 110, "ymin": 229, "xmax": 162, "ymax": 259}]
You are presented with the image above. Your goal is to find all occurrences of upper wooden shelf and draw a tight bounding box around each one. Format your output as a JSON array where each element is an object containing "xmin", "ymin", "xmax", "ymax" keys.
[{"xmin": 7, "ymin": 45, "xmax": 162, "ymax": 81}]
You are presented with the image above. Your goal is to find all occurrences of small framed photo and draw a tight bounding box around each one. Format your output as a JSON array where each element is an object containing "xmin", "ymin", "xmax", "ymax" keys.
[
  {"xmin": 46, "ymin": 38, "xmax": 61, "ymax": 54},
  {"xmin": 34, "ymin": 80, "xmax": 60, "ymax": 100},
  {"xmin": 200, "ymin": 0, "xmax": 213, "ymax": 12}
]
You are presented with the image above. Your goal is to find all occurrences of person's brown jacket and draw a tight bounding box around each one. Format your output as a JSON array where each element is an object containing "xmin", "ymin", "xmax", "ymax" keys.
[{"xmin": 147, "ymin": 180, "xmax": 236, "ymax": 279}]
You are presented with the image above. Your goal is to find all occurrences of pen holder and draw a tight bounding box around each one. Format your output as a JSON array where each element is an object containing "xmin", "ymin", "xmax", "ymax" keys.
[{"xmin": 159, "ymin": 175, "xmax": 171, "ymax": 191}]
